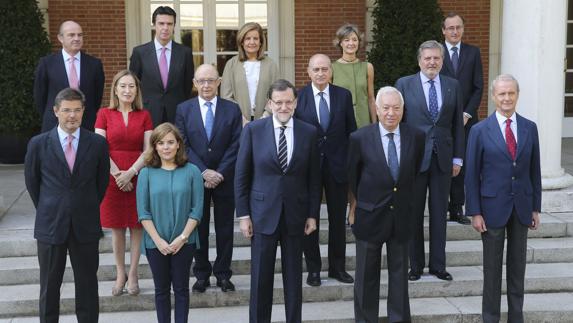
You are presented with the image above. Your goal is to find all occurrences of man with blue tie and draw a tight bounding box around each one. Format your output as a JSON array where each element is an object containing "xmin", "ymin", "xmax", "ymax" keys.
[
  {"xmin": 395, "ymin": 40, "xmax": 465, "ymax": 281},
  {"xmin": 175, "ymin": 64, "xmax": 242, "ymax": 293},
  {"xmin": 296, "ymin": 54, "xmax": 357, "ymax": 286},
  {"xmin": 235, "ymin": 79, "xmax": 321, "ymax": 323},
  {"xmin": 465, "ymin": 74, "xmax": 541, "ymax": 323},
  {"xmin": 34, "ymin": 21, "xmax": 105, "ymax": 132}
]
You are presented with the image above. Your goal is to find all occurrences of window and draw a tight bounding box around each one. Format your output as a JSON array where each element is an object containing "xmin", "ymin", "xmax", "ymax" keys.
[{"xmin": 565, "ymin": 1, "xmax": 573, "ymax": 117}]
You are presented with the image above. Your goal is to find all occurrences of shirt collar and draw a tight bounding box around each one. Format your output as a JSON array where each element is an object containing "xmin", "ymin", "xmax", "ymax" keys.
[
  {"xmin": 420, "ymin": 71, "xmax": 440, "ymax": 84},
  {"xmin": 57, "ymin": 126, "xmax": 80, "ymax": 143},
  {"xmin": 311, "ymin": 83, "xmax": 330, "ymax": 97},
  {"xmin": 272, "ymin": 115, "xmax": 294, "ymax": 129},
  {"xmin": 378, "ymin": 123, "xmax": 400, "ymax": 138},
  {"xmin": 495, "ymin": 110, "xmax": 517, "ymax": 126},
  {"xmin": 154, "ymin": 38, "xmax": 173, "ymax": 51},
  {"xmin": 445, "ymin": 41, "xmax": 461, "ymax": 52},
  {"xmin": 198, "ymin": 96, "xmax": 218, "ymax": 109},
  {"xmin": 61, "ymin": 49, "xmax": 81, "ymax": 62}
]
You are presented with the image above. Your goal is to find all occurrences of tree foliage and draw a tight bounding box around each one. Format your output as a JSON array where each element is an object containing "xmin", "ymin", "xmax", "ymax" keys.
[
  {"xmin": 0, "ymin": 0, "xmax": 51, "ymax": 133},
  {"xmin": 368, "ymin": 0, "xmax": 444, "ymax": 88}
]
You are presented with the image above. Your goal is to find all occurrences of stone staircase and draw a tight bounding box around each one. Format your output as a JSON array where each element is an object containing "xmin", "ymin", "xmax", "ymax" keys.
[{"xmin": 1, "ymin": 188, "xmax": 573, "ymax": 322}]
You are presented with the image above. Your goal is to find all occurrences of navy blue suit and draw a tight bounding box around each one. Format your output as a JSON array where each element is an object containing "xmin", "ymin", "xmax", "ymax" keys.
[
  {"xmin": 295, "ymin": 83, "xmax": 357, "ymax": 274},
  {"xmin": 25, "ymin": 127, "xmax": 109, "ymax": 323},
  {"xmin": 235, "ymin": 117, "xmax": 321, "ymax": 323},
  {"xmin": 465, "ymin": 113, "xmax": 541, "ymax": 322},
  {"xmin": 34, "ymin": 52, "xmax": 105, "ymax": 132},
  {"xmin": 175, "ymin": 96, "xmax": 242, "ymax": 282}
]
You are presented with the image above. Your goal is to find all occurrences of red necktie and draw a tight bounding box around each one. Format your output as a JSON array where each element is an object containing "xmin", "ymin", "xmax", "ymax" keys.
[{"xmin": 505, "ymin": 119, "xmax": 516, "ymax": 160}]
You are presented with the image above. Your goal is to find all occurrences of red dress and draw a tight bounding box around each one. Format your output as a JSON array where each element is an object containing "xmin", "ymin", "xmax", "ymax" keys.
[{"xmin": 95, "ymin": 108, "xmax": 153, "ymax": 228}]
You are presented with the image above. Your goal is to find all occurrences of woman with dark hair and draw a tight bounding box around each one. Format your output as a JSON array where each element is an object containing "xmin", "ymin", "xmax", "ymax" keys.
[
  {"xmin": 95, "ymin": 69, "xmax": 153, "ymax": 296},
  {"xmin": 137, "ymin": 122, "xmax": 203, "ymax": 323},
  {"xmin": 221, "ymin": 22, "xmax": 279, "ymax": 124}
]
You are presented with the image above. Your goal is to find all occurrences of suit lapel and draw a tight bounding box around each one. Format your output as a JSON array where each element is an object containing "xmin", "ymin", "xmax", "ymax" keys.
[
  {"xmin": 438, "ymin": 76, "xmax": 453, "ymax": 120},
  {"xmin": 191, "ymin": 99, "xmax": 209, "ymax": 143},
  {"xmin": 485, "ymin": 114, "xmax": 513, "ymax": 161},
  {"xmin": 370, "ymin": 124, "xmax": 392, "ymax": 178},
  {"xmin": 288, "ymin": 119, "xmax": 302, "ymax": 172},
  {"xmin": 210, "ymin": 98, "xmax": 224, "ymax": 142},
  {"xmin": 49, "ymin": 128, "xmax": 69, "ymax": 173},
  {"xmin": 146, "ymin": 42, "xmax": 164, "ymax": 90},
  {"xmin": 413, "ymin": 76, "xmax": 433, "ymax": 122},
  {"xmin": 74, "ymin": 129, "xmax": 92, "ymax": 174},
  {"xmin": 167, "ymin": 42, "xmax": 182, "ymax": 91},
  {"xmin": 442, "ymin": 44, "xmax": 455, "ymax": 76},
  {"xmin": 265, "ymin": 118, "xmax": 280, "ymax": 169},
  {"xmin": 398, "ymin": 126, "xmax": 412, "ymax": 183},
  {"xmin": 457, "ymin": 43, "xmax": 468, "ymax": 75},
  {"xmin": 515, "ymin": 114, "xmax": 530, "ymax": 160},
  {"xmin": 303, "ymin": 86, "xmax": 320, "ymax": 127},
  {"xmin": 57, "ymin": 52, "xmax": 70, "ymax": 88},
  {"xmin": 327, "ymin": 85, "xmax": 337, "ymax": 132},
  {"xmin": 79, "ymin": 52, "xmax": 87, "ymax": 91}
]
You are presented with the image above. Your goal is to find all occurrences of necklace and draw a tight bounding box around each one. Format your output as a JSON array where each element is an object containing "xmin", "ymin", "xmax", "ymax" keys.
[{"xmin": 340, "ymin": 56, "xmax": 358, "ymax": 63}]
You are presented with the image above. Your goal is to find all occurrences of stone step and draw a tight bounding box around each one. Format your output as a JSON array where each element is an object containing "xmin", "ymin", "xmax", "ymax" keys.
[
  {"xmin": 0, "ymin": 267, "xmax": 572, "ymax": 319},
  {"xmin": 1, "ymin": 237, "xmax": 572, "ymax": 286},
  {"xmin": 1, "ymin": 212, "xmax": 571, "ymax": 258}
]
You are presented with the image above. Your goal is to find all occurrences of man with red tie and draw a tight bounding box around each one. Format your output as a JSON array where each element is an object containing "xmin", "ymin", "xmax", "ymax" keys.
[{"xmin": 465, "ymin": 74, "xmax": 541, "ymax": 323}]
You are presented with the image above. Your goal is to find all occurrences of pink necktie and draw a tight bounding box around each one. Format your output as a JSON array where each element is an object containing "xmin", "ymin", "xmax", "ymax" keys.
[
  {"xmin": 68, "ymin": 56, "xmax": 79, "ymax": 89},
  {"xmin": 505, "ymin": 119, "xmax": 517, "ymax": 160},
  {"xmin": 65, "ymin": 135, "xmax": 76, "ymax": 172},
  {"xmin": 159, "ymin": 47, "xmax": 168, "ymax": 89}
]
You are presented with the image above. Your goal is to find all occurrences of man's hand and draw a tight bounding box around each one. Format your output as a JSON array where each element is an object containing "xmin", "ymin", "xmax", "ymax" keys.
[
  {"xmin": 347, "ymin": 205, "xmax": 355, "ymax": 225},
  {"xmin": 203, "ymin": 169, "xmax": 224, "ymax": 188},
  {"xmin": 530, "ymin": 211, "xmax": 541, "ymax": 230},
  {"xmin": 471, "ymin": 214, "xmax": 487, "ymax": 233},
  {"xmin": 240, "ymin": 217, "xmax": 253, "ymax": 238},
  {"xmin": 452, "ymin": 164, "xmax": 461, "ymax": 177},
  {"xmin": 304, "ymin": 218, "xmax": 317, "ymax": 235}
]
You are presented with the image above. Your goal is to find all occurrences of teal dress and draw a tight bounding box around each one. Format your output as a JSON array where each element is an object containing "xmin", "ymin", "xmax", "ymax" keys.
[{"xmin": 136, "ymin": 163, "xmax": 204, "ymax": 250}]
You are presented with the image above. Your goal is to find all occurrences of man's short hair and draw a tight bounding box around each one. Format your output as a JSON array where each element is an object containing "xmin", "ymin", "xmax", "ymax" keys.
[
  {"xmin": 54, "ymin": 88, "xmax": 85, "ymax": 109},
  {"xmin": 267, "ymin": 79, "xmax": 297, "ymax": 100},
  {"xmin": 152, "ymin": 6, "xmax": 177, "ymax": 24},
  {"xmin": 442, "ymin": 12, "xmax": 465, "ymax": 29},
  {"xmin": 417, "ymin": 40, "xmax": 444, "ymax": 60},
  {"xmin": 376, "ymin": 86, "xmax": 404, "ymax": 108},
  {"xmin": 491, "ymin": 74, "xmax": 520, "ymax": 94}
]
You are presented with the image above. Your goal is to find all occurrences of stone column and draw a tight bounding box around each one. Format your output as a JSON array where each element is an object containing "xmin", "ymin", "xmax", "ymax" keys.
[{"xmin": 500, "ymin": 0, "xmax": 573, "ymax": 189}]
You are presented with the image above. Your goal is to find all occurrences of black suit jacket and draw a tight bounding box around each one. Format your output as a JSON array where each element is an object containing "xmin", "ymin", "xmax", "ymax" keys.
[
  {"xmin": 129, "ymin": 41, "xmax": 194, "ymax": 126},
  {"xmin": 294, "ymin": 83, "xmax": 357, "ymax": 183},
  {"xmin": 234, "ymin": 117, "xmax": 321, "ymax": 235},
  {"xmin": 441, "ymin": 42, "xmax": 484, "ymax": 127},
  {"xmin": 24, "ymin": 128, "xmax": 110, "ymax": 244},
  {"xmin": 348, "ymin": 123, "xmax": 425, "ymax": 243},
  {"xmin": 33, "ymin": 51, "xmax": 105, "ymax": 132},
  {"xmin": 175, "ymin": 96, "xmax": 242, "ymax": 196},
  {"xmin": 395, "ymin": 73, "xmax": 464, "ymax": 173}
]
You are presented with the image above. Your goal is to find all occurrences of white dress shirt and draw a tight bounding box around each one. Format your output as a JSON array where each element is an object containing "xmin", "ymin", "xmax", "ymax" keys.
[
  {"xmin": 154, "ymin": 38, "xmax": 172, "ymax": 70},
  {"xmin": 273, "ymin": 116, "xmax": 294, "ymax": 164},
  {"xmin": 243, "ymin": 60, "xmax": 261, "ymax": 115},
  {"xmin": 61, "ymin": 49, "xmax": 81, "ymax": 83},
  {"xmin": 198, "ymin": 96, "xmax": 218, "ymax": 127},
  {"xmin": 311, "ymin": 83, "xmax": 330, "ymax": 123},
  {"xmin": 379, "ymin": 124, "xmax": 401, "ymax": 165},
  {"xmin": 445, "ymin": 41, "xmax": 461, "ymax": 60},
  {"xmin": 57, "ymin": 126, "xmax": 80, "ymax": 153},
  {"xmin": 495, "ymin": 111, "xmax": 518, "ymax": 143}
]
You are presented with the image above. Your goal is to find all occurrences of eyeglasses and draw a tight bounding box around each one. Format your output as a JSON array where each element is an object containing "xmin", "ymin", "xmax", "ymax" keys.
[
  {"xmin": 194, "ymin": 78, "xmax": 219, "ymax": 85},
  {"xmin": 444, "ymin": 26, "xmax": 463, "ymax": 33},
  {"xmin": 270, "ymin": 100, "xmax": 296, "ymax": 108},
  {"xmin": 59, "ymin": 108, "xmax": 84, "ymax": 114}
]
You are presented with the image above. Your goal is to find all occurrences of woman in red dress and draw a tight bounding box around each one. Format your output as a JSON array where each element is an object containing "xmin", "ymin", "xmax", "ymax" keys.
[{"xmin": 95, "ymin": 70, "xmax": 153, "ymax": 296}]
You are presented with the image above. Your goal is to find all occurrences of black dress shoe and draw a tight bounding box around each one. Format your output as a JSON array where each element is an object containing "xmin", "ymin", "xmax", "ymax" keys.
[
  {"xmin": 328, "ymin": 270, "xmax": 354, "ymax": 284},
  {"xmin": 455, "ymin": 215, "xmax": 471, "ymax": 225},
  {"xmin": 448, "ymin": 206, "xmax": 471, "ymax": 224},
  {"xmin": 216, "ymin": 279, "xmax": 236, "ymax": 292},
  {"xmin": 429, "ymin": 269, "xmax": 453, "ymax": 281},
  {"xmin": 306, "ymin": 272, "xmax": 321, "ymax": 286},
  {"xmin": 408, "ymin": 270, "xmax": 422, "ymax": 281},
  {"xmin": 192, "ymin": 279, "xmax": 210, "ymax": 293}
]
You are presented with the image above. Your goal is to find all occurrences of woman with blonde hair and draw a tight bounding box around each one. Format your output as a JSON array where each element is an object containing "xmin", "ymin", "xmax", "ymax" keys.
[
  {"xmin": 95, "ymin": 69, "xmax": 153, "ymax": 296},
  {"xmin": 221, "ymin": 22, "xmax": 279, "ymax": 124}
]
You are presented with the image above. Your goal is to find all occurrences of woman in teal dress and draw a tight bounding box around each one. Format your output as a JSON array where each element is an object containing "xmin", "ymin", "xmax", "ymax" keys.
[{"xmin": 137, "ymin": 123, "xmax": 203, "ymax": 323}]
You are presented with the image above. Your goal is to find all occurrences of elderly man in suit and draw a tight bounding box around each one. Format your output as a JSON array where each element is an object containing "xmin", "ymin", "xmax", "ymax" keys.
[
  {"xmin": 295, "ymin": 53, "xmax": 357, "ymax": 287},
  {"xmin": 235, "ymin": 79, "xmax": 321, "ymax": 323},
  {"xmin": 175, "ymin": 64, "xmax": 242, "ymax": 293},
  {"xmin": 440, "ymin": 12, "xmax": 484, "ymax": 225},
  {"xmin": 395, "ymin": 40, "xmax": 464, "ymax": 282},
  {"xmin": 130, "ymin": 6, "xmax": 195, "ymax": 126},
  {"xmin": 34, "ymin": 21, "xmax": 105, "ymax": 132},
  {"xmin": 349, "ymin": 86, "xmax": 425, "ymax": 323},
  {"xmin": 465, "ymin": 74, "xmax": 541, "ymax": 323},
  {"xmin": 25, "ymin": 88, "xmax": 110, "ymax": 323}
]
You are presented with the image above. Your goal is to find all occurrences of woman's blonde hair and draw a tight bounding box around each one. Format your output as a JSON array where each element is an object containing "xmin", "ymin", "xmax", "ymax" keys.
[
  {"xmin": 237, "ymin": 22, "xmax": 266, "ymax": 61},
  {"xmin": 143, "ymin": 123, "xmax": 188, "ymax": 168},
  {"xmin": 108, "ymin": 70, "xmax": 143, "ymax": 111}
]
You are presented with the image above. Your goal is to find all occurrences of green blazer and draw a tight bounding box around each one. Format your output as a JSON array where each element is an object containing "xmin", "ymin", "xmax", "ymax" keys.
[{"xmin": 221, "ymin": 55, "xmax": 279, "ymax": 120}]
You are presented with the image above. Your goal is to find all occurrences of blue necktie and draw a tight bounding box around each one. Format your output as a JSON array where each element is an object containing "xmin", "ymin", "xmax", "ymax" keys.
[
  {"xmin": 318, "ymin": 92, "xmax": 330, "ymax": 132},
  {"xmin": 205, "ymin": 101, "xmax": 214, "ymax": 140},
  {"xmin": 428, "ymin": 80, "xmax": 439, "ymax": 122},
  {"xmin": 387, "ymin": 133, "xmax": 399, "ymax": 182},
  {"xmin": 451, "ymin": 46, "xmax": 459, "ymax": 74}
]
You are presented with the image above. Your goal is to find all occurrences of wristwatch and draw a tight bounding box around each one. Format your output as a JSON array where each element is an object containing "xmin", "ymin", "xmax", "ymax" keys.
[{"xmin": 179, "ymin": 234, "xmax": 187, "ymax": 241}]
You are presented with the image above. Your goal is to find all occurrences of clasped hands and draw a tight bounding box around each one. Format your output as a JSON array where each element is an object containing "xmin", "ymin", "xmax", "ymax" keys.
[
  {"xmin": 203, "ymin": 169, "xmax": 224, "ymax": 189},
  {"xmin": 112, "ymin": 169, "xmax": 136, "ymax": 192},
  {"xmin": 154, "ymin": 236, "xmax": 186, "ymax": 256},
  {"xmin": 239, "ymin": 217, "xmax": 317, "ymax": 238}
]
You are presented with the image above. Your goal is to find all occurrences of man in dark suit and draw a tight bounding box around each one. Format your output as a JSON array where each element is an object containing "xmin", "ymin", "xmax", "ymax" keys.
[
  {"xmin": 24, "ymin": 88, "xmax": 110, "ymax": 323},
  {"xmin": 129, "ymin": 6, "xmax": 195, "ymax": 126},
  {"xmin": 235, "ymin": 79, "xmax": 321, "ymax": 323},
  {"xmin": 440, "ymin": 12, "xmax": 484, "ymax": 224},
  {"xmin": 349, "ymin": 86, "xmax": 424, "ymax": 323},
  {"xmin": 465, "ymin": 74, "xmax": 541, "ymax": 323},
  {"xmin": 395, "ymin": 40, "xmax": 464, "ymax": 281},
  {"xmin": 295, "ymin": 53, "xmax": 357, "ymax": 286},
  {"xmin": 34, "ymin": 21, "xmax": 105, "ymax": 132},
  {"xmin": 175, "ymin": 64, "xmax": 242, "ymax": 293}
]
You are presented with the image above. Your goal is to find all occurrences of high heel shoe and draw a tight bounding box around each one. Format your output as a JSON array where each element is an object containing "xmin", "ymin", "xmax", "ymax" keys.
[
  {"xmin": 126, "ymin": 280, "xmax": 140, "ymax": 296},
  {"xmin": 112, "ymin": 275, "xmax": 127, "ymax": 296}
]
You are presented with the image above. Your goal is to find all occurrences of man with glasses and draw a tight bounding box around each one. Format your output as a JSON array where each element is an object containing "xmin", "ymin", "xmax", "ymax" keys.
[
  {"xmin": 295, "ymin": 53, "xmax": 357, "ymax": 287},
  {"xmin": 441, "ymin": 12, "xmax": 484, "ymax": 225},
  {"xmin": 130, "ymin": 6, "xmax": 194, "ymax": 126},
  {"xmin": 175, "ymin": 64, "xmax": 242, "ymax": 293}
]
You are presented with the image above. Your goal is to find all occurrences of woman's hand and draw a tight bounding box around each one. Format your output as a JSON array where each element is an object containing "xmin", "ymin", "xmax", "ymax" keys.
[
  {"xmin": 154, "ymin": 238, "xmax": 174, "ymax": 255},
  {"xmin": 169, "ymin": 236, "xmax": 186, "ymax": 254},
  {"xmin": 115, "ymin": 169, "xmax": 135, "ymax": 190}
]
